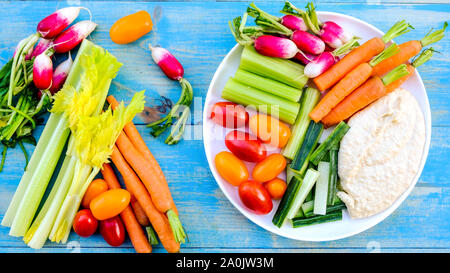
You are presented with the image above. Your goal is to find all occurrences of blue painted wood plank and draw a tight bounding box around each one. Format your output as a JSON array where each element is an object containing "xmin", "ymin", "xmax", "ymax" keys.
[{"xmin": 0, "ymin": 1, "xmax": 448, "ymax": 252}]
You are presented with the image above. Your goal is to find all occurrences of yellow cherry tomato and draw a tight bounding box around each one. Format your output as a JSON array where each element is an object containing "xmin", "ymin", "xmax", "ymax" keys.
[
  {"xmin": 249, "ymin": 114, "xmax": 291, "ymax": 148},
  {"xmin": 90, "ymin": 189, "xmax": 131, "ymax": 220},
  {"xmin": 215, "ymin": 151, "xmax": 249, "ymax": 186},
  {"xmin": 110, "ymin": 10, "xmax": 153, "ymax": 44},
  {"xmin": 81, "ymin": 179, "xmax": 109, "ymax": 209},
  {"xmin": 252, "ymin": 153, "xmax": 287, "ymax": 183},
  {"xmin": 264, "ymin": 178, "xmax": 287, "ymax": 199}
]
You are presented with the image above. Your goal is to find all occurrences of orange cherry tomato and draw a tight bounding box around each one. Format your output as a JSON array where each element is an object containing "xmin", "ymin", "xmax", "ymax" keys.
[
  {"xmin": 81, "ymin": 179, "xmax": 109, "ymax": 209},
  {"xmin": 110, "ymin": 10, "xmax": 153, "ymax": 44},
  {"xmin": 249, "ymin": 114, "xmax": 291, "ymax": 148},
  {"xmin": 90, "ymin": 189, "xmax": 131, "ymax": 220},
  {"xmin": 252, "ymin": 153, "xmax": 287, "ymax": 183},
  {"xmin": 215, "ymin": 151, "xmax": 249, "ymax": 186},
  {"xmin": 264, "ymin": 178, "xmax": 287, "ymax": 199}
]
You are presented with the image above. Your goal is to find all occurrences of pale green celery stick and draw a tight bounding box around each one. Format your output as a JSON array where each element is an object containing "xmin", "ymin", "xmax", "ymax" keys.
[
  {"xmin": 239, "ymin": 46, "xmax": 308, "ymax": 89},
  {"xmin": 25, "ymin": 156, "xmax": 76, "ymax": 249},
  {"xmin": 282, "ymin": 87, "xmax": 321, "ymax": 159},
  {"xmin": 233, "ymin": 69, "xmax": 302, "ymax": 102},
  {"xmin": 222, "ymin": 78, "xmax": 300, "ymax": 124},
  {"xmin": 9, "ymin": 119, "xmax": 70, "ymax": 236},
  {"xmin": 2, "ymin": 113, "xmax": 62, "ymax": 226},
  {"xmin": 50, "ymin": 163, "xmax": 96, "ymax": 243},
  {"xmin": 4, "ymin": 40, "xmax": 102, "ymax": 234}
]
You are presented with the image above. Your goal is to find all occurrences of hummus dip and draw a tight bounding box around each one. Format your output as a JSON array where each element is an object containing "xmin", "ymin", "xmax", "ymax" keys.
[{"xmin": 337, "ymin": 88, "xmax": 425, "ymax": 219}]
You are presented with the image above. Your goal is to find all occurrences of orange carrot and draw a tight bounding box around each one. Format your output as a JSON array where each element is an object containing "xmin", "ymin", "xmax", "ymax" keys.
[
  {"xmin": 321, "ymin": 77, "xmax": 385, "ymax": 126},
  {"xmin": 310, "ymin": 63, "xmax": 372, "ymax": 122},
  {"xmin": 371, "ymin": 41, "xmax": 421, "ymax": 77},
  {"xmin": 309, "ymin": 44, "xmax": 400, "ymax": 122},
  {"xmin": 384, "ymin": 64, "xmax": 416, "ymax": 93},
  {"xmin": 115, "ymin": 133, "xmax": 174, "ymax": 213},
  {"xmin": 107, "ymin": 95, "xmax": 178, "ymax": 216},
  {"xmin": 111, "ymin": 145, "xmax": 180, "ymax": 253},
  {"xmin": 101, "ymin": 163, "xmax": 152, "ymax": 253},
  {"xmin": 313, "ymin": 20, "xmax": 413, "ymax": 91},
  {"xmin": 372, "ymin": 23, "xmax": 447, "ymax": 76},
  {"xmin": 313, "ymin": 37, "xmax": 385, "ymax": 91},
  {"xmin": 321, "ymin": 64, "xmax": 410, "ymax": 127},
  {"xmin": 130, "ymin": 195, "xmax": 150, "ymax": 227}
]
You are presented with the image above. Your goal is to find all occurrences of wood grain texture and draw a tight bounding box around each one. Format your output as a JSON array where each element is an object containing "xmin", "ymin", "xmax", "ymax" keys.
[{"xmin": 0, "ymin": 0, "xmax": 448, "ymax": 253}]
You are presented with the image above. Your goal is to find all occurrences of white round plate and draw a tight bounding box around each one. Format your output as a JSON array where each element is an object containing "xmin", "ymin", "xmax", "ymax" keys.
[{"xmin": 203, "ymin": 12, "xmax": 431, "ymax": 241}]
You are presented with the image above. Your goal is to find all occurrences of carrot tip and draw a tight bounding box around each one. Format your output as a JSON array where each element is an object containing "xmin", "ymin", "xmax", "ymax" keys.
[{"xmin": 167, "ymin": 209, "xmax": 187, "ymax": 244}]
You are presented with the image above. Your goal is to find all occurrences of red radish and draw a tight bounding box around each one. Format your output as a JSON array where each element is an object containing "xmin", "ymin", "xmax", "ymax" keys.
[
  {"xmin": 291, "ymin": 30, "xmax": 325, "ymax": 55},
  {"xmin": 33, "ymin": 53, "xmax": 53, "ymax": 90},
  {"xmin": 49, "ymin": 53, "xmax": 73, "ymax": 94},
  {"xmin": 322, "ymin": 21, "xmax": 353, "ymax": 44},
  {"xmin": 254, "ymin": 35, "xmax": 298, "ymax": 59},
  {"xmin": 31, "ymin": 38, "xmax": 53, "ymax": 59},
  {"xmin": 53, "ymin": 20, "xmax": 97, "ymax": 53},
  {"xmin": 304, "ymin": 51, "xmax": 336, "ymax": 78},
  {"xmin": 302, "ymin": 3, "xmax": 354, "ymax": 49},
  {"xmin": 293, "ymin": 51, "xmax": 317, "ymax": 65},
  {"xmin": 280, "ymin": 15, "xmax": 308, "ymax": 31},
  {"xmin": 305, "ymin": 37, "xmax": 360, "ymax": 78},
  {"xmin": 149, "ymin": 45, "xmax": 184, "ymax": 80},
  {"xmin": 37, "ymin": 7, "xmax": 89, "ymax": 39},
  {"xmin": 319, "ymin": 28, "xmax": 343, "ymax": 49}
]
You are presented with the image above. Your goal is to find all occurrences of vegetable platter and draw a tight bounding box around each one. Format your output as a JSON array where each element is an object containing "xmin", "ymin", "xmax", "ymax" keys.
[{"xmin": 203, "ymin": 6, "xmax": 434, "ymax": 241}]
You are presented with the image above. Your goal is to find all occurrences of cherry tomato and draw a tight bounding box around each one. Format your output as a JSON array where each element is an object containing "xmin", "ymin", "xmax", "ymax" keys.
[
  {"xmin": 264, "ymin": 178, "xmax": 287, "ymax": 199},
  {"xmin": 249, "ymin": 114, "xmax": 291, "ymax": 148},
  {"xmin": 90, "ymin": 189, "xmax": 131, "ymax": 220},
  {"xmin": 238, "ymin": 180, "xmax": 273, "ymax": 214},
  {"xmin": 81, "ymin": 179, "xmax": 109, "ymax": 209},
  {"xmin": 110, "ymin": 10, "xmax": 153, "ymax": 44},
  {"xmin": 210, "ymin": 102, "xmax": 249, "ymax": 128},
  {"xmin": 99, "ymin": 216, "xmax": 126, "ymax": 247},
  {"xmin": 215, "ymin": 151, "xmax": 249, "ymax": 186},
  {"xmin": 252, "ymin": 153, "xmax": 287, "ymax": 183},
  {"xmin": 73, "ymin": 209, "xmax": 98, "ymax": 237},
  {"xmin": 225, "ymin": 130, "xmax": 267, "ymax": 162}
]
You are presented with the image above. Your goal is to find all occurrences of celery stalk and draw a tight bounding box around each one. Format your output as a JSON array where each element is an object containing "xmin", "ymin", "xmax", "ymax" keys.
[
  {"xmin": 282, "ymin": 87, "xmax": 321, "ymax": 159},
  {"xmin": 239, "ymin": 46, "xmax": 308, "ymax": 89},
  {"xmin": 222, "ymin": 78, "xmax": 300, "ymax": 124},
  {"xmin": 2, "ymin": 113, "xmax": 62, "ymax": 226},
  {"xmin": 9, "ymin": 119, "xmax": 69, "ymax": 236},
  {"xmin": 234, "ymin": 69, "xmax": 302, "ymax": 102},
  {"xmin": 1, "ymin": 39, "xmax": 96, "ymax": 228},
  {"xmin": 3, "ymin": 40, "xmax": 122, "ymax": 238},
  {"xmin": 25, "ymin": 156, "xmax": 76, "ymax": 249}
]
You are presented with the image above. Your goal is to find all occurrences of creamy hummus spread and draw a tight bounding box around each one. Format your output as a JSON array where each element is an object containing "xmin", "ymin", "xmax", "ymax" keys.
[{"xmin": 337, "ymin": 88, "xmax": 425, "ymax": 219}]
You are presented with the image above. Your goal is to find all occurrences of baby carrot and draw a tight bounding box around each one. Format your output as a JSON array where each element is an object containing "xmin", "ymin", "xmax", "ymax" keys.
[
  {"xmin": 130, "ymin": 195, "xmax": 150, "ymax": 227},
  {"xmin": 309, "ymin": 44, "xmax": 399, "ymax": 122},
  {"xmin": 322, "ymin": 64, "xmax": 410, "ymax": 127},
  {"xmin": 371, "ymin": 22, "xmax": 446, "ymax": 76},
  {"xmin": 107, "ymin": 95, "xmax": 179, "ymax": 215},
  {"xmin": 313, "ymin": 20, "xmax": 412, "ymax": 91},
  {"xmin": 385, "ymin": 48, "xmax": 435, "ymax": 93},
  {"xmin": 115, "ymin": 132, "xmax": 186, "ymax": 243},
  {"xmin": 110, "ymin": 145, "xmax": 180, "ymax": 253},
  {"xmin": 101, "ymin": 163, "xmax": 152, "ymax": 253}
]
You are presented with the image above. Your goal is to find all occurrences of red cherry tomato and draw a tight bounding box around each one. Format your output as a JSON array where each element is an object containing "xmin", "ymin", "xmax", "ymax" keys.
[
  {"xmin": 73, "ymin": 209, "xmax": 98, "ymax": 238},
  {"xmin": 225, "ymin": 130, "xmax": 267, "ymax": 162},
  {"xmin": 210, "ymin": 102, "xmax": 249, "ymax": 128},
  {"xmin": 238, "ymin": 180, "xmax": 273, "ymax": 215},
  {"xmin": 99, "ymin": 216, "xmax": 126, "ymax": 247}
]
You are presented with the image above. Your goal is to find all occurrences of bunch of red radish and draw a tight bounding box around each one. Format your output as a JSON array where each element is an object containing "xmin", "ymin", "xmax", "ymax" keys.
[
  {"xmin": 232, "ymin": 2, "xmax": 356, "ymax": 78},
  {"xmin": 16, "ymin": 7, "xmax": 97, "ymax": 95}
]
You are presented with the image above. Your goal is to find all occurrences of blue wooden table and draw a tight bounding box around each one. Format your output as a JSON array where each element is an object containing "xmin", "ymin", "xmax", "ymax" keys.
[{"xmin": 0, "ymin": 0, "xmax": 448, "ymax": 253}]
